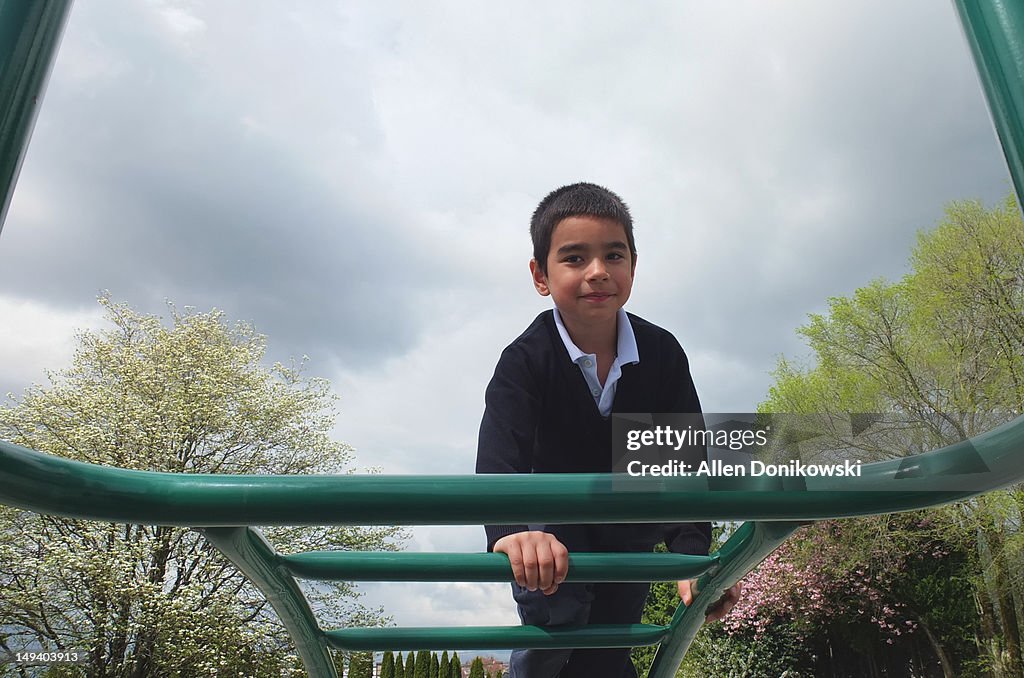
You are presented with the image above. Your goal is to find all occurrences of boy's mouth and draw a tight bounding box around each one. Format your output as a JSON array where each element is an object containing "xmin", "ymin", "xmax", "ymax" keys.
[{"xmin": 581, "ymin": 293, "xmax": 613, "ymax": 302}]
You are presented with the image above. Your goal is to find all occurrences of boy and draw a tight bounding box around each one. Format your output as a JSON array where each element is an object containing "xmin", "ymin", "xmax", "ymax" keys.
[{"xmin": 475, "ymin": 183, "xmax": 739, "ymax": 678}]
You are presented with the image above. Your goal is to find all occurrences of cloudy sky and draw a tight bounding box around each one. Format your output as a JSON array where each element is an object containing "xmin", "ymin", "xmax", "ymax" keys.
[{"xmin": 0, "ymin": 0, "xmax": 1013, "ymax": 648}]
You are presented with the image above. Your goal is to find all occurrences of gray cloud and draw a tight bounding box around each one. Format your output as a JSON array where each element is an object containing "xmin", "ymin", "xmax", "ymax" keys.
[{"xmin": 1, "ymin": 1, "xmax": 437, "ymax": 365}]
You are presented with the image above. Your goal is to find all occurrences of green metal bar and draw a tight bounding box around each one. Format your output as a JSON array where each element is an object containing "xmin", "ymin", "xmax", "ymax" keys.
[
  {"xmin": 2, "ymin": 415, "xmax": 1023, "ymax": 525},
  {"xmin": 0, "ymin": 0, "xmax": 72, "ymax": 234},
  {"xmin": 647, "ymin": 521, "xmax": 804, "ymax": 678},
  {"xmin": 218, "ymin": 522, "xmax": 791, "ymax": 663},
  {"xmin": 324, "ymin": 623, "xmax": 669, "ymax": 652},
  {"xmin": 954, "ymin": 0, "xmax": 1024, "ymax": 207},
  {"xmin": 200, "ymin": 527, "xmax": 336, "ymax": 678},
  {"xmin": 280, "ymin": 551, "xmax": 718, "ymax": 583}
]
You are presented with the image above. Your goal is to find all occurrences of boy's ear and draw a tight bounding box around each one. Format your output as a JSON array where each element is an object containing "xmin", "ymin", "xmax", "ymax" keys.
[{"xmin": 529, "ymin": 258, "xmax": 550, "ymax": 296}]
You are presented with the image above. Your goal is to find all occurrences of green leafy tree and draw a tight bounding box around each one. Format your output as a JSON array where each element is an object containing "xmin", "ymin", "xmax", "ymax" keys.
[
  {"xmin": 0, "ymin": 297, "xmax": 403, "ymax": 676},
  {"xmin": 450, "ymin": 652, "xmax": 462, "ymax": 678},
  {"xmin": 468, "ymin": 656, "xmax": 485, "ymax": 678},
  {"xmin": 759, "ymin": 197, "xmax": 1024, "ymax": 677},
  {"xmin": 630, "ymin": 197, "xmax": 1024, "ymax": 677},
  {"xmin": 381, "ymin": 651, "xmax": 396, "ymax": 678},
  {"xmin": 414, "ymin": 649, "xmax": 431, "ymax": 678}
]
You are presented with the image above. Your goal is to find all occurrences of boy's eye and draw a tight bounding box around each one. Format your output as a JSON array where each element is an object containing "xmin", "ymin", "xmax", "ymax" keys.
[
  {"xmin": 607, "ymin": 252, "xmax": 625, "ymax": 260},
  {"xmin": 562, "ymin": 255, "xmax": 583, "ymax": 264}
]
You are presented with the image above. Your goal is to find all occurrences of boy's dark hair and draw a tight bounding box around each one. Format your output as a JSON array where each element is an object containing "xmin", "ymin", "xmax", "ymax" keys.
[{"xmin": 530, "ymin": 182, "xmax": 636, "ymax": 273}]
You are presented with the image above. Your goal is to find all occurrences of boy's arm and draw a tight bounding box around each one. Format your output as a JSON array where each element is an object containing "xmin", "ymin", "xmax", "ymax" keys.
[
  {"xmin": 662, "ymin": 334, "xmax": 712, "ymax": 557},
  {"xmin": 665, "ymin": 522, "xmax": 712, "ymax": 556},
  {"xmin": 663, "ymin": 337, "xmax": 741, "ymax": 615},
  {"xmin": 475, "ymin": 344, "xmax": 540, "ymax": 552},
  {"xmin": 476, "ymin": 345, "xmax": 571, "ymax": 594},
  {"xmin": 679, "ymin": 578, "xmax": 742, "ymax": 621},
  {"xmin": 492, "ymin": 531, "xmax": 568, "ymax": 595}
]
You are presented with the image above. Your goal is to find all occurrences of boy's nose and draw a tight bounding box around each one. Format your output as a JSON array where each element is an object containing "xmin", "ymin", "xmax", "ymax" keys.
[{"xmin": 585, "ymin": 258, "xmax": 609, "ymax": 281}]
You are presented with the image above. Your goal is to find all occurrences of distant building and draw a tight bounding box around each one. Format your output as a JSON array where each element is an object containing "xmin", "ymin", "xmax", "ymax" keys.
[
  {"xmin": 454, "ymin": 655, "xmax": 508, "ymax": 677},
  {"xmin": 479, "ymin": 656, "xmax": 508, "ymax": 676}
]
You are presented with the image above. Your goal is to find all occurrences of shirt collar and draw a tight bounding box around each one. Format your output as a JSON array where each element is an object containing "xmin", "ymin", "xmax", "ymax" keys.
[{"xmin": 552, "ymin": 307, "xmax": 640, "ymax": 366}]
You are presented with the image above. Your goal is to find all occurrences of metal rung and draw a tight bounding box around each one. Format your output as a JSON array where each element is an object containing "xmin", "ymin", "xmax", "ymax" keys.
[
  {"xmin": 323, "ymin": 623, "xmax": 669, "ymax": 652},
  {"xmin": 280, "ymin": 551, "xmax": 718, "ymax": 582},
  {"xmin": 5, "ymin": 417, "xmax": 1024, "ymax": 526}
]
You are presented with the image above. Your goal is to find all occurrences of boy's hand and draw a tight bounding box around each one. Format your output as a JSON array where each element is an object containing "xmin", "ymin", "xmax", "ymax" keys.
[
  {"xmin": 494, "ymin": 531, "xmax": 569, "ymax": 595},
  {"xmin": 678, "ymin": 579, "xmax": 742, "ymax": 622}
]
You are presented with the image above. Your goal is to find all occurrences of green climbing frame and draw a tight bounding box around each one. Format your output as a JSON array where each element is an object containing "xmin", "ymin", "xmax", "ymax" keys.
[{"xmin": 1, "ymin": 2, "xmax": 1023, "ymax": 676}]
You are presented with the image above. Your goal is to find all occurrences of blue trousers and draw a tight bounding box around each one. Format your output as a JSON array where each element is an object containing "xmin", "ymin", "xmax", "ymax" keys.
[{"xmin": 507, "ymin": 524, "xmax": 660, "ymax": 678}]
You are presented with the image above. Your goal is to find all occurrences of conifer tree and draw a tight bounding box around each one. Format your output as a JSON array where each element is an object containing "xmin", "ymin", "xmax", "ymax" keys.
[
  {"xmin": 414, "ymin": 649, "xmax": 430, "ymax": 678},
  {"xmin": 450, "ymin": 653, "xmax": 462, "ymax": 678},
  {"xmin": 430, "ymin": 652, "xmax": 439, "ymax": 678},
  {"xmin": 394, "ymin": 651, "xmax": 405, "ymax": 678},
  {"xmin": 381, "ymin": 651, "xmax": 395, "ymax": 678},
  {"xmin": 438, "ymin": 650, "xmax": 449, "ymax": 678},
  {"xmin": 468, "ymin": 656, "xmax": 485, "ymax": 678},
  {"xmin": 349, "ymin": 652, "xmax": 373, "ymax": 678}
]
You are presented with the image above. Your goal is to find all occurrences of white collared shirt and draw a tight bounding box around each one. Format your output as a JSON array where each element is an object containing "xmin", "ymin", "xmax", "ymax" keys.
[{"xmin": 552, "ymin": 307, "xmax": 640, "ymax": 417}]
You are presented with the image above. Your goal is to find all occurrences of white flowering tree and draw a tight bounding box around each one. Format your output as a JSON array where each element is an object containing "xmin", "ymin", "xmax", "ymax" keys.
[{"xmin": 0, "ymin": 296, "xmax": 402, "ymax": 676}]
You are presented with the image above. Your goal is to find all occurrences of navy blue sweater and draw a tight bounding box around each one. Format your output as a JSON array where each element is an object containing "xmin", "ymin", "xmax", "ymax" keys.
[{"xmin": 476, "ymin": 310, "xmax": 711, "ymax": 556}]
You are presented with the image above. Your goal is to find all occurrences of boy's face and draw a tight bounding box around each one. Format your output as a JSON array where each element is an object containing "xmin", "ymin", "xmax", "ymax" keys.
[{"xmin": 530, "ymin": 215, "xmax": 635, "ymax": 331}]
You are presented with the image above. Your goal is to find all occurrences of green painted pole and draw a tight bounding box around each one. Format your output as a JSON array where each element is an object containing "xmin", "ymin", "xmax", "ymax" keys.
[
  {"xmin": 280, "ymin": 550, "xmax": 718, "ymax": 583},
  {"xmin": 2, "ymin": 415, "xmax": 1023, "ymax": 525},
  {"xmin": 324, "ymin": 623, "xmax": 669, "ymax": 652},
  {"xmin": 201, "ymin": 527, "xmax": 337, "ymax": 678},
  {"xmin": 954, "ymin": 0, "xmax": 1024, "ymax": 208},
  {"xmin": 0, "ymin": 0, "xmax": 72, "ymax": 234},
  {"xmin": 647, "ymin": 521, "xmax": 804, "ymax": 678}
]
